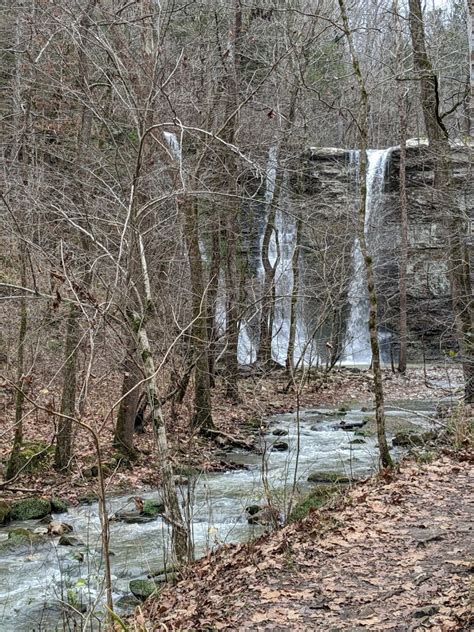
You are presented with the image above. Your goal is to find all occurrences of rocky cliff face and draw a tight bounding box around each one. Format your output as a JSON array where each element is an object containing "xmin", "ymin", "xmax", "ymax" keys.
[{"xmin": 302, "ymin": 141, "xmax": 473, "ymax": 361}]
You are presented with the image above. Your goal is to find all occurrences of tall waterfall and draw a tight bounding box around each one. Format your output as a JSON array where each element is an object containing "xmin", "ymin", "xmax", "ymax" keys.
[{"xmin": 343, "ymin": 148, "xmax": 391, "ymax": 364}]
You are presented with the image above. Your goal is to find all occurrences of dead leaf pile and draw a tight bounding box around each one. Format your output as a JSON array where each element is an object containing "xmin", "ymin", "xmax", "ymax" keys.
[{"xmin": 134, "ymin": 455, "xmax": 472, "ymax": 631}]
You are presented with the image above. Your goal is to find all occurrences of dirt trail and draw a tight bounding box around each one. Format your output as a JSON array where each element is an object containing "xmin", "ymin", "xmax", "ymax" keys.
[{"xmin": 138, "ymin": 454, "xmax": 472, "ymax": 631}]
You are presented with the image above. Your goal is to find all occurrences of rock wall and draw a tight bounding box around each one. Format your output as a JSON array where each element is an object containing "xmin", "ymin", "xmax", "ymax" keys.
[{"xmin": 303, "ymin": 141, "xmax": 473, "ymax": 361}]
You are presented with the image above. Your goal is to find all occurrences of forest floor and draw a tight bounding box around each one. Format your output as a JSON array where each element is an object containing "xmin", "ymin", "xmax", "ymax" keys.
[
  {"xmin": 131, "ymin": 450, "xmax": 473, "ymax": 631},
  {"xmin": 0, "ymin": 363, "xmax": 464, "ymax": 503}
]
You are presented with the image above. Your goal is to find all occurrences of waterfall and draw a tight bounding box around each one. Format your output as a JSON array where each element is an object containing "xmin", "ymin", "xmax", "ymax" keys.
[
  {"xmin": 343, "ymin": 148, "xmax": 391, "ymax": 364},
  {"xmin": 237, "ymin": 146, "xmax": 300, "ymax": 365}
]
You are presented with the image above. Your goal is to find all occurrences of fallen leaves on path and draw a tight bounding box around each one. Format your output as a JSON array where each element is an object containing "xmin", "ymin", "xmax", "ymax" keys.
[{"xmin": 134, "ymin": 454, "xmax": 472, "ymax": 631}]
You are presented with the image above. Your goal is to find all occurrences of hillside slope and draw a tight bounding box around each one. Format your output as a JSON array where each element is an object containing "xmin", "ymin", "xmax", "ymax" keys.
[{"xmin": 133, "ymin": 454, "xmax": 472, "ymax": 631}]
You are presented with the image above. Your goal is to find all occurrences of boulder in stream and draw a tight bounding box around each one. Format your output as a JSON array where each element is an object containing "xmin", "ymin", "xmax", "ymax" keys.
[
  {"xmin": 50, "ymin": 497, "xmax": 68, "ymax": 514},
  {"xmin": 272, "ymin": 428, "xmax": 288, "ymax": 436},
  {"xmin": 58, "ymin": 535, "xmax": 83, "ymax": 546},
  {"xmin": 10, "ymin": 497, "xmax": 51, "ymax": 520},
  {"xmin": 129, "ymin": 579, "xmax": 158, "ymax": 601},
  {"xmin": 337, "ymin": 420, "xmax": 367, "ymax": 431},
  {"xmin": 7, "ymin": 527, "xmax": 44, "ymax": 546},
  {"xmin": 307, "ymin": 471, "xmax": 351, "ymax": 484},
  {"xmin": 142, "ymin": 499, "xmax": 165, "ymax": 518},
  {"xmin": 271, "ymin": 441, "xmax": 288, "ymax": 452}
]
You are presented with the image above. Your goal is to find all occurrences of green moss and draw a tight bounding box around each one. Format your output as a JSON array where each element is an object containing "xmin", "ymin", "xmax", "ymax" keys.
[
  {"xmin": 11, "ymin": 497, "xmax": 51, "ymax": 520},
  {"xmin": 288, "ymin": 485, "xmax": 339, "ymax": 523},
  {"xmin": 307, "ymin": 471, "xmax": 351, "ymax": 484},
  {"xmin": 16, "ymin": 442, "xmax": 54, "ymax": 473},
  {"xmin": 129, "ymin": 579, "xmax": 158, "ymax": 601},
  {"xmin": 51, "ymin": 497, "xmax": 68, "ymax": 513},
  {"xmin": 7, "ymin": 527, "xmax": 42, "ymax": 545},
  {"xmin": 142, "ymin": 499, "xmax": 165, "ymax": 517}
]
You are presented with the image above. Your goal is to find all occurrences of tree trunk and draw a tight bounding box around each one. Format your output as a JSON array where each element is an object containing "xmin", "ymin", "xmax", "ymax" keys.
[
  {"xmin": 258, "ymin": 198, "xmax": 280, "ymax": 365},
  {"xmin": 182, "ymin": 195, "xmax": 215, "ymax": 429},
  {"xmin": 286, "ymin": 218, "xmax": 302, "ymax": 376},
  {"xmin": 465, "ymin": 0, "xmax": 473, "ymax": 136},
  {"xmin": 221, "ymin": 0, "xmax": 242, "ymax": 401},
  {"xmin": 134, "ymin": 320, "xmax": 189, "ymax": 563},
  {"xmin": 54, "ymin": 303, "xmax": 79, "ymax": 470},
  {"xmin": 113, "ymin": 342, "xmax": 140, "ymax": 458},
  {"xmin": 207, "ymin": 220, "xmax": 221, "ymax": 387},
  {"xmin": 6, "ymin": 244, "xmax": 27, "ymax": 480},
  {"xmin": 409, "ymin": 0, "xmax": 474, "ymax": 403},
  {"xmin": 338, "ymin": 0, "xmax": 393, "ymax": 468},
  {"xmin": 394, "ymin": 0, "xmax": 409, "ymax": 373}
]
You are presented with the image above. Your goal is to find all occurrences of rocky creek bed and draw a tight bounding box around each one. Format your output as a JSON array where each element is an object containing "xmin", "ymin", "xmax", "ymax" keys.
[{"xmin": 0, "ymin": 399, "xmax": 443, "ymax": 631}]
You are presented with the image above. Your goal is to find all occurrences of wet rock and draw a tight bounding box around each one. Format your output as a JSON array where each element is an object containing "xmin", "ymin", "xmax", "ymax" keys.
[
  {"xmin": 141, "ymin": 499, "xmax": 165, "ymax": 517},
  {"xmin": 11, "ymin": 497, "xmax": 51, "ymax": 520},
  {"xmin": 272, "ymin": 428, "xmax": 288, "ymax": 436},
  {"xmin": 349, "ymin": 438, "xmax": 366, "ymax": 444},
  {"xmin": 78, "ymin": 493, "xmax": 98, "ymax": 505},
  {"xmin": 0, "ymin": 501, "xmax": 10, "ymax": 525},
  {"xmin": 47, "ymin": 521, "xmax": 73, "ymax": 536},
  {"xmin": 58, "ymin": 535, "xmax": 83, "ymax": 546},
  {"xmin": 392, "ymin": 432, "xmax": 424, "ymax": 447},
  {"xmin": 338, "ymin": 420, "xmax": 367, "ymax": 430},
  {"xmin": 50, "ymin": 497, "xmax": 68, "ymax": 514},
  {"xmin": 307, "ymin": 471, "xmax": 351, "ymax": 484},
  {"xmin": 7, "ymin": 527, "xmax": 43, "ymax": 546},
  {"xmin": 174, "ymin": 476, "xmax": 189, "ymax": 485},
  {"xmin": 271, "ymin": 441, "xmax": 288, "ymax": 452},
  {"xmin": 129, "ymin": 579, "xmax": 158, "ymax": 601},
  {"xmin": 245, "ymin": 505, "xmax": 280, "ymax": 525},
  {"xmin": 148, "ymin": 565, "xmax": 179, "ymax": 581}
]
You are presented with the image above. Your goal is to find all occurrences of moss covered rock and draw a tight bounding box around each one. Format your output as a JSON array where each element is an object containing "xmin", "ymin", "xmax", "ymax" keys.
[
  {"xmin": 129, "ymin": 579, "xmax": 158, "ymax": 601},
  {"xmin": 0, "ymin": 501, "xmax": 11, "ymax": 525},
  {"xmin": 142, "ymin": 499, "xmax": 165, "ymax": 518},
  {"xmin": 307, "ymin": 471, "xmax": 351, "ymax": 484},
  {"xmin": 16, "ymin": 442, "xmax": 54, "ymax": 473},
  {"xmin": 7, "ymin": 527, "xmax": 43, "ymax": 545},
  {"xmin": 288, "ymin": 485, "xmax": 339, "ymax": 523},
  {"xmin": 50, "ymin": 497, "xmax": 68, "ymax": 514},
  {"xmin": 11, "ymin": 497, "xmax": 51, "ymax": 520},
  {"xmin": 392, "ymin": 432, "xmax": 424, "ymax": 447}
]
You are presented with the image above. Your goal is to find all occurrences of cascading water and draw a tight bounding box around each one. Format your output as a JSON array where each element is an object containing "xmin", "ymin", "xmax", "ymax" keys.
[{"xmin": 343, "ymin": 148, "xmax": 391, "ymax": 364}]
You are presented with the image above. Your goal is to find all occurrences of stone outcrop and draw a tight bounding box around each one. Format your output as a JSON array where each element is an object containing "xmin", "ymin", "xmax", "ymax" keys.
[{"xmin": 302, "ymin": 140, "xmax": 473, "ymax": 360}]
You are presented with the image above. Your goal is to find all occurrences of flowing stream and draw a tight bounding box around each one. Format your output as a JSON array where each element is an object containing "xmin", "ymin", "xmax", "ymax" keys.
[{"xmin": 0, "ymin": 399, "xmax": 438, "ymax": 631}]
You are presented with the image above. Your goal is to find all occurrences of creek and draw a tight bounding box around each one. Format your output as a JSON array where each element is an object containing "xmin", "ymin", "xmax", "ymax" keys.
[{"xmin": 0, "ymin": 399, "xmax": 440, "ymax": 631}]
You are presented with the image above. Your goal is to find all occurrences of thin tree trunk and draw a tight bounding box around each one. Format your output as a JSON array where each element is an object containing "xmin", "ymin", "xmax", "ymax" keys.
[
  {"xmin": 6, "ymin": 244, "xmax": 27, "ymax": 480},
  {"xmin": 222, "ymin": 0, "xmax": 242, "ymax": 401},
  {"xmin": 133, "ymin": 320, "xmax": 189, "ymax": 562},
  {"xmin": 338, "ymin": 0, "xmax": 393, "ymax": 468},
  {"xmin": 394, "ymin": 0, "xmax": 409, "ymax": 373},
  {"xmin": 54, "ymin": 304, "xmax": 79, "ymax": 470},
  {"xmin": 207, "ymin": 220, "xmax": 221, "ymax": 387},
  {"xmin": 183, "ymin": 195, "xmax": 215, "ymax": 429},
  {"xmin": 409, "ymin": 0, "xmax": 474, "ymax": 403},
  {"xmin": 55, "ymin": 0, "xmax": 96, "ymax": 470},
  {"xmin": 286, "ymin": 218, "xmax": 302, "ymax": 376},
  {"xmin": 465, "ymin": 0, "xmax": 473, "ymax": 137},
  {"xmin": 113, "ymin": 342, "xmax": 140, "ymax": 458},
  {"xmin": 258, "ymin": 198, "xmax": 280, "ymax": 365}
]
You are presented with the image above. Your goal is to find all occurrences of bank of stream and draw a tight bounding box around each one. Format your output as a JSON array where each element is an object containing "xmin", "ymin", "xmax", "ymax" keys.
[{"xmin": 0, "ymin": 399, "xmax": 442, "ymax": 631}]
